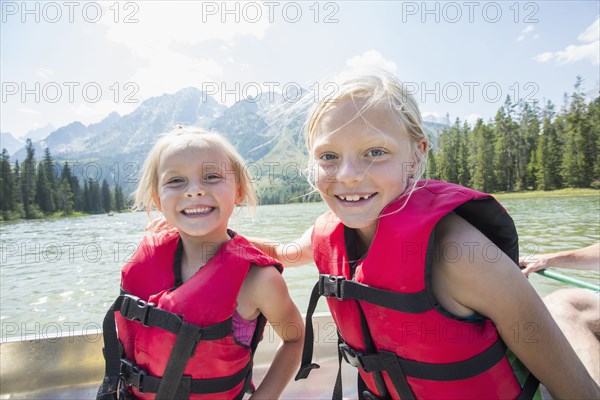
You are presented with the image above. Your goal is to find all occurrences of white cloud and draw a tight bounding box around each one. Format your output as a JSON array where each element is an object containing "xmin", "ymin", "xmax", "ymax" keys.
[
  {"xmin": 98, "ymin": 2, "xmax": 270, "ymax": 100},
  {"xmin": 18, "ymin": 108, "xmax": 41, "ymax": 115},
  {"xmin": 533, "ymin": 52, "xmax": 555, "ymax": 63},
  {"xmin": 533, "ymin": 17, "xmax": 600, "ymax": 66},
  {"xmin": 578, "ymin": 16, "xmax": 599, "ymax": 43},
  {"xmin": 36, "ymin": 67, "xmax": 54, "ymax": 79},
  {"xmin": 555, "ymin": 41, "xmax": 600, "ymax": 65},
  {"xmin": 522, "ymin": 25, "xmax": 534, "ymax": 34},
  {"xmin": 516, "ymin": 35, "xmax": 525, "ymax": 42},
  {"xmin": 345, "ymin": 50, "xmax": 398, "ymax": 73}
]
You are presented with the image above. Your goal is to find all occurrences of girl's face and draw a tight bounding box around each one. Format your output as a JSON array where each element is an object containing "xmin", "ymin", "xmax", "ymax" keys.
[
  {"xmin": 312, "ymin": 98, "xmax": 426, "ymax": 245},
  {"xmin": 156, "ymin": 142, "xmax": 241, "ymax": 244}
]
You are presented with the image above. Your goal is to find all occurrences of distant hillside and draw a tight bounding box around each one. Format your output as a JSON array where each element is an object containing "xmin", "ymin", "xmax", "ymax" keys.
[{"xmin": 5, "ymin": 87, "xmax": 449, "ymax": 204}]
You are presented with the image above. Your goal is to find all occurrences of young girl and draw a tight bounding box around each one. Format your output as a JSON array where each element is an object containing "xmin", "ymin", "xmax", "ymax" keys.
[
  {"xmin": 97, "ymin": 127, "xmax": 303, "ymax": 400},
  {"xmin": 250, "ymin": 71, "xmax": 600, "ymax": 399}
]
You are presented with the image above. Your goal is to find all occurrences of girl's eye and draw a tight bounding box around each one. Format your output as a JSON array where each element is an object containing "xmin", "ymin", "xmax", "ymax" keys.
[
  {"xmin": 366, "ymin": 148, "xmax": 386, "ymax": 157},
  {"xmin": 319, "ymin": 153, "xmax": 338, "ymax": 161},
  {"xmin": 204, "ymin": 174, "xmax": 222, "ymax": 181},
  {"xmin": 166, "ymin": 177, "xmax": 184, "ymax": 185}
]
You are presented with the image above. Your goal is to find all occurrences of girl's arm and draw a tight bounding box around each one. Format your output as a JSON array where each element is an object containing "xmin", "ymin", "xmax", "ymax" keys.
[
  {"xmin": 433, "ymin": 214, "xmax": 600, "ymax": 399},
  {"xmin": 242, "ymin": 266, "xmax": 304, "ymax": 399},
  {"xmin": 247, "ymin": 226, "xmax": 315, "ymax": 268}
]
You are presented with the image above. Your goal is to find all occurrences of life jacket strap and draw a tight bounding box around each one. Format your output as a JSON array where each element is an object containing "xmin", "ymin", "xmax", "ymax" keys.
[
  {"xmin": 116, "ymin": 293, "xmax": 232, "ymax": 340},
  {"xmin": 119, "ymin": 357, "xmax": 253, "ymax": 395},
  {"xmin": 294, "ymin": 281, "xmax": 322, "ymax": 381},
  {"xmin": 317, "ymin": 275, "xmax": 433, "ymax": 313},
  {"xmin": 339, "ymin": 338, "xmax": 507, "ymax": 381}
]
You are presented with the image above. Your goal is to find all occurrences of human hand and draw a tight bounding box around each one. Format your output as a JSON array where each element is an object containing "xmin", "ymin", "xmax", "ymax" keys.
[
  {"xmin": 519, "ymin": 255, "xmax": 550, "ymax": 278},
  {"xmin": 145, "ymin": 216, "xmax": 173, "ymax": 233}
]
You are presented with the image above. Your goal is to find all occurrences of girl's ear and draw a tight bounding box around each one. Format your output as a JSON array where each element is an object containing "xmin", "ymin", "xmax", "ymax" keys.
[
  {"xmin": 235, "ymin": 185, "xmax": 243, "ymax": 205},
  {"xmin": 152, "ymin": 193, "xmax": 162, "ymax": 211},
  {"xmin": 416, "ymin": 138, "xmax": 428, "ymax": 156}
]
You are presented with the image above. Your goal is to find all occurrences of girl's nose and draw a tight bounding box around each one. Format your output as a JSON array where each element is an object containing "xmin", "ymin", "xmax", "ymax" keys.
[
  {"xmin": 184, "ymin": 182, "xmax": 205, "ymax": 198},
  {"xmin": 337, "ymin": 158, "xmax": 365, "ymax": 184}
]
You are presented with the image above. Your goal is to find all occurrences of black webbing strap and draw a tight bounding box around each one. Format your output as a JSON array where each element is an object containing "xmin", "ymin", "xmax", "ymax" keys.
[
  {"xmin": 339, "ymin": 336, "xmax": 507, "ymax": 381},
  {"xmin": 332, "ymin": 333, "xmax": 344, "ymax": 400},
  {"xmin": 517, "ymin": 372, "xmax": 540, "ymax": 400},
  {"xmin": 379, "ymin": 351, "xmax": 415, "ymax": 400},
  {"xmin": 155, "ymin": 321, "xmax": 199, "ymax": 399},
  {"xmin": 96, "ymin": 300, "xmax": 120, "ymax": 400},
  {"xmin": 318, "ymin": 275, "xmax": 433, "ymax": 313},
  {"xmin": 120, "ymin": 358, "xmax": 253, "ymax": 395},
  {"xmin": 115, "ymin": 293, "xmax": 232, "ymax": 339},
  {"xmin": 294, "ymin": 281, "xmax": 322, "ymax": 380}
]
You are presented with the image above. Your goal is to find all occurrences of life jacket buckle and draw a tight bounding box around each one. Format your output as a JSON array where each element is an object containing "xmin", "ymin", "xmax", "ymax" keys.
[
  {"xmin": 319, "ymin": 275, "xmax": 345, "ymax": 300},
  {"xmin": 119, "ymin": 358, "xmax": 148, "ymax": 394},
  {"xmin": 120, "ymin": 294, "xmax": 155, "ymax": 326},
  {"xmin": 339, "ymin": 343, "xmax": 366, "ymax": 371}
]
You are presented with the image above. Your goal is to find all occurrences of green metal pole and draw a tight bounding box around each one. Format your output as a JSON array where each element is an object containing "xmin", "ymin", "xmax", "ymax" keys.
[{"xmin": 535, "ymin": 269, "xmax": 600, "ymax": 292}]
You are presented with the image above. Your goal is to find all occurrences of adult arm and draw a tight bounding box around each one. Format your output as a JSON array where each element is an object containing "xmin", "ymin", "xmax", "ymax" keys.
[
  {"xmin": 519, "ymin": 243, "xmax": 600, "ymax": 277},
  {"xmin": 433, "ymin": 214, "xmax": 600, "ymax": 399}
]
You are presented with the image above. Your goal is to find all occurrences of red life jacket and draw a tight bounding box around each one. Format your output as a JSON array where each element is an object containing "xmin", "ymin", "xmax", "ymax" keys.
[
  {"xmin": 98, "ymin": 229, "xmax": 281, "ymax": 400},
  {"xmin": 297, "ymin": 180, "xmax": 538, "ymax": 399}
]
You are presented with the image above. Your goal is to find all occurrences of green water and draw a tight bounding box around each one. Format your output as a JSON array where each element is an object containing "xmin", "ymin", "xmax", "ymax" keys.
[{"xmin": 1, "ymin": 196, "xmax": 598, "ymax": 339}]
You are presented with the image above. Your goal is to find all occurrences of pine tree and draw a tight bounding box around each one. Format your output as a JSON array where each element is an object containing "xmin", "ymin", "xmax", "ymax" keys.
[
  {"xmin": 517, "ymin": 101, "xmax": 540, "ymax": 190},
  {"xmin": 471, "ymin": 119, "xmax": 496, "ymax": 192},
  {"xmin": 43, "ymin": 148, "xmax": 60, "ymax": 210},
  {"xmin": 21, "ymin": 139, "xmax": 38, "ymax": 218},
  {"xmin": 12, "ymin": 160, "xmax": 23, "ymax": 215},
  {"xmin": 101, "ymin": 179, "xmax": 113, "ymax": 212},
  {"xmin": 61, "ymin": 162, "xmax": 83, "ymax": 211},
  {"xmin": 493, "ymin": 97, "xmax": 519, "ymax": 191},
  {"xmin": 36, "ymin": 163, "xmax": 55, "ymax": 215},
  {"xmin": 57, "ymin": 179, "xmax": 74, "ymax": 215},
  {"xmin": 587, "ymin": 97, "xmax": 600, "ymax": 187},
  {"xmin": 114, "ymin": 183, "xmax": 126, "ymax": 211},
  {"xmin": 0, "ymin": 149, "xmax": 16, "ymax": 220},
  {"xmin": 535, "ymin": 102, "xmax": 562, "ymax": 190},
  {"xmin": 457, "ymin": 121, "xmax": 471, "ymax": 187}
]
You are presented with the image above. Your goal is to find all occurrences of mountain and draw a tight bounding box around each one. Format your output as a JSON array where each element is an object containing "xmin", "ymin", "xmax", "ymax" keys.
[
  {"xmin": 1, "ymin": 132, "xmax": 25, "ymax": 156},
  {"xmin": 25, "ymin": 124, "xmax": 55, "ymax": 142},
  {"xmin": 7, "ymin": 87, "xmax": 449, "ymax": 200}
]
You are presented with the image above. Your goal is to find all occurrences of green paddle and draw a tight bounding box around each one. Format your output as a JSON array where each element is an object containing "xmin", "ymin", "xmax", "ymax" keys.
[{"xmin": 535, "ymin": 269, "xmax": 600, "ymax": 292}]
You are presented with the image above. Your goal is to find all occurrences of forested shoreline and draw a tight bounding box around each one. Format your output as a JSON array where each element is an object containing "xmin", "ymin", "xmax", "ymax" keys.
[{"xmin": 427, "ymin": 79, "xmax": 599, "ymax": 192}]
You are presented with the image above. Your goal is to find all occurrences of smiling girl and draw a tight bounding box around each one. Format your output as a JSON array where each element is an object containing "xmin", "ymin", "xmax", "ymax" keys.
[
  {"xmin": 97, "ymin": 127, "xmax": 303, "ymax": 400},
  {"xmin": 250, "ymin": 71, "xmax": 599, "ymax": 399}
]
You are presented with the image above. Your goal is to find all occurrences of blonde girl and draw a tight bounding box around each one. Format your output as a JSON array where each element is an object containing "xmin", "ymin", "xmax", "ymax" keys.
[
  {"xmin": 250, "ymin": 71, "xmax": 599, "ymax": 399},
  {"xmin": 98, "ymin": 127, "xmax": 303, "ymax": 400}
]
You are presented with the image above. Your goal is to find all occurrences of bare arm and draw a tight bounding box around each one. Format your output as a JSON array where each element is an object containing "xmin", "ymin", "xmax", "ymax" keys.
[
  {"xmin": 241, "ymin": 267, "xmax": 304, "ymax": 400},
  {"xmin": 433, "ymin": 214, "xmax": 599, "ymax": 399},
  {"xmin": 520, "ymin": 243, "xmax": 600, "ymax": 277},
  {"xmin": 247, "ymin": 226, "xmax": 315, "ymax": 268}
]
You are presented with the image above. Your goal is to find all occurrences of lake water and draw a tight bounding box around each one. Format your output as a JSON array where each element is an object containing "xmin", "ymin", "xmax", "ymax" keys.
[{"xmin": 1, "ymin": 196, "xmax": 598, "ymax": 340}]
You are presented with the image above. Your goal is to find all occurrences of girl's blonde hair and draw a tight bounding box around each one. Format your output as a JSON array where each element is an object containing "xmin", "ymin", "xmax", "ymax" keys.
[
  {"xmin": 133, "ymin": 126, "xmax": 256, "ymax": 214},
  {"xmin": 305, "ymin": 70, "xmax": 429, "ymax": 180}
]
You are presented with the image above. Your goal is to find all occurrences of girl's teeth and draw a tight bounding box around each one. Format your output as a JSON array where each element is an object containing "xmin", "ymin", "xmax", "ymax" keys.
[
  {"xmin": 183, "ymin": 207, "xmax": 212, "ymax": 215},
  {"xmin": 340, "ymin": 194, "xmax": 371, "ymax": 202}
]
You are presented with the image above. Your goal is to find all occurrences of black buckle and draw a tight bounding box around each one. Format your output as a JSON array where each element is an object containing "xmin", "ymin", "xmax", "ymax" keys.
[
  {"xmin": 319, "ymin": 275, "xmax": 345, "ymax": 300},
  {"xmin": 339, "ymin": 343, "xmax": 366, "ymax": 371},
  {"xmin": 120, "ymin": 358, "xmax": 147, "ymax": 393},
  {"xmin": 120, "ymin": 294, "xmax": 154, "ymax": 326}
]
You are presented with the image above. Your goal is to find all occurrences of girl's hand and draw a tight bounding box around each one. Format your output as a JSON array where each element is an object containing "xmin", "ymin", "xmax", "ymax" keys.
[{"xmin": 145, "ymin": 216, "xmax": 172, "ymax": 233}]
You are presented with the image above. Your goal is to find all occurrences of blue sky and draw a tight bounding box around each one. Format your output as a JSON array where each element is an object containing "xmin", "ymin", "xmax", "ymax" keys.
[{"xmin": 1, "ymin": 1, "xmax": 599, "ymax": 138}]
